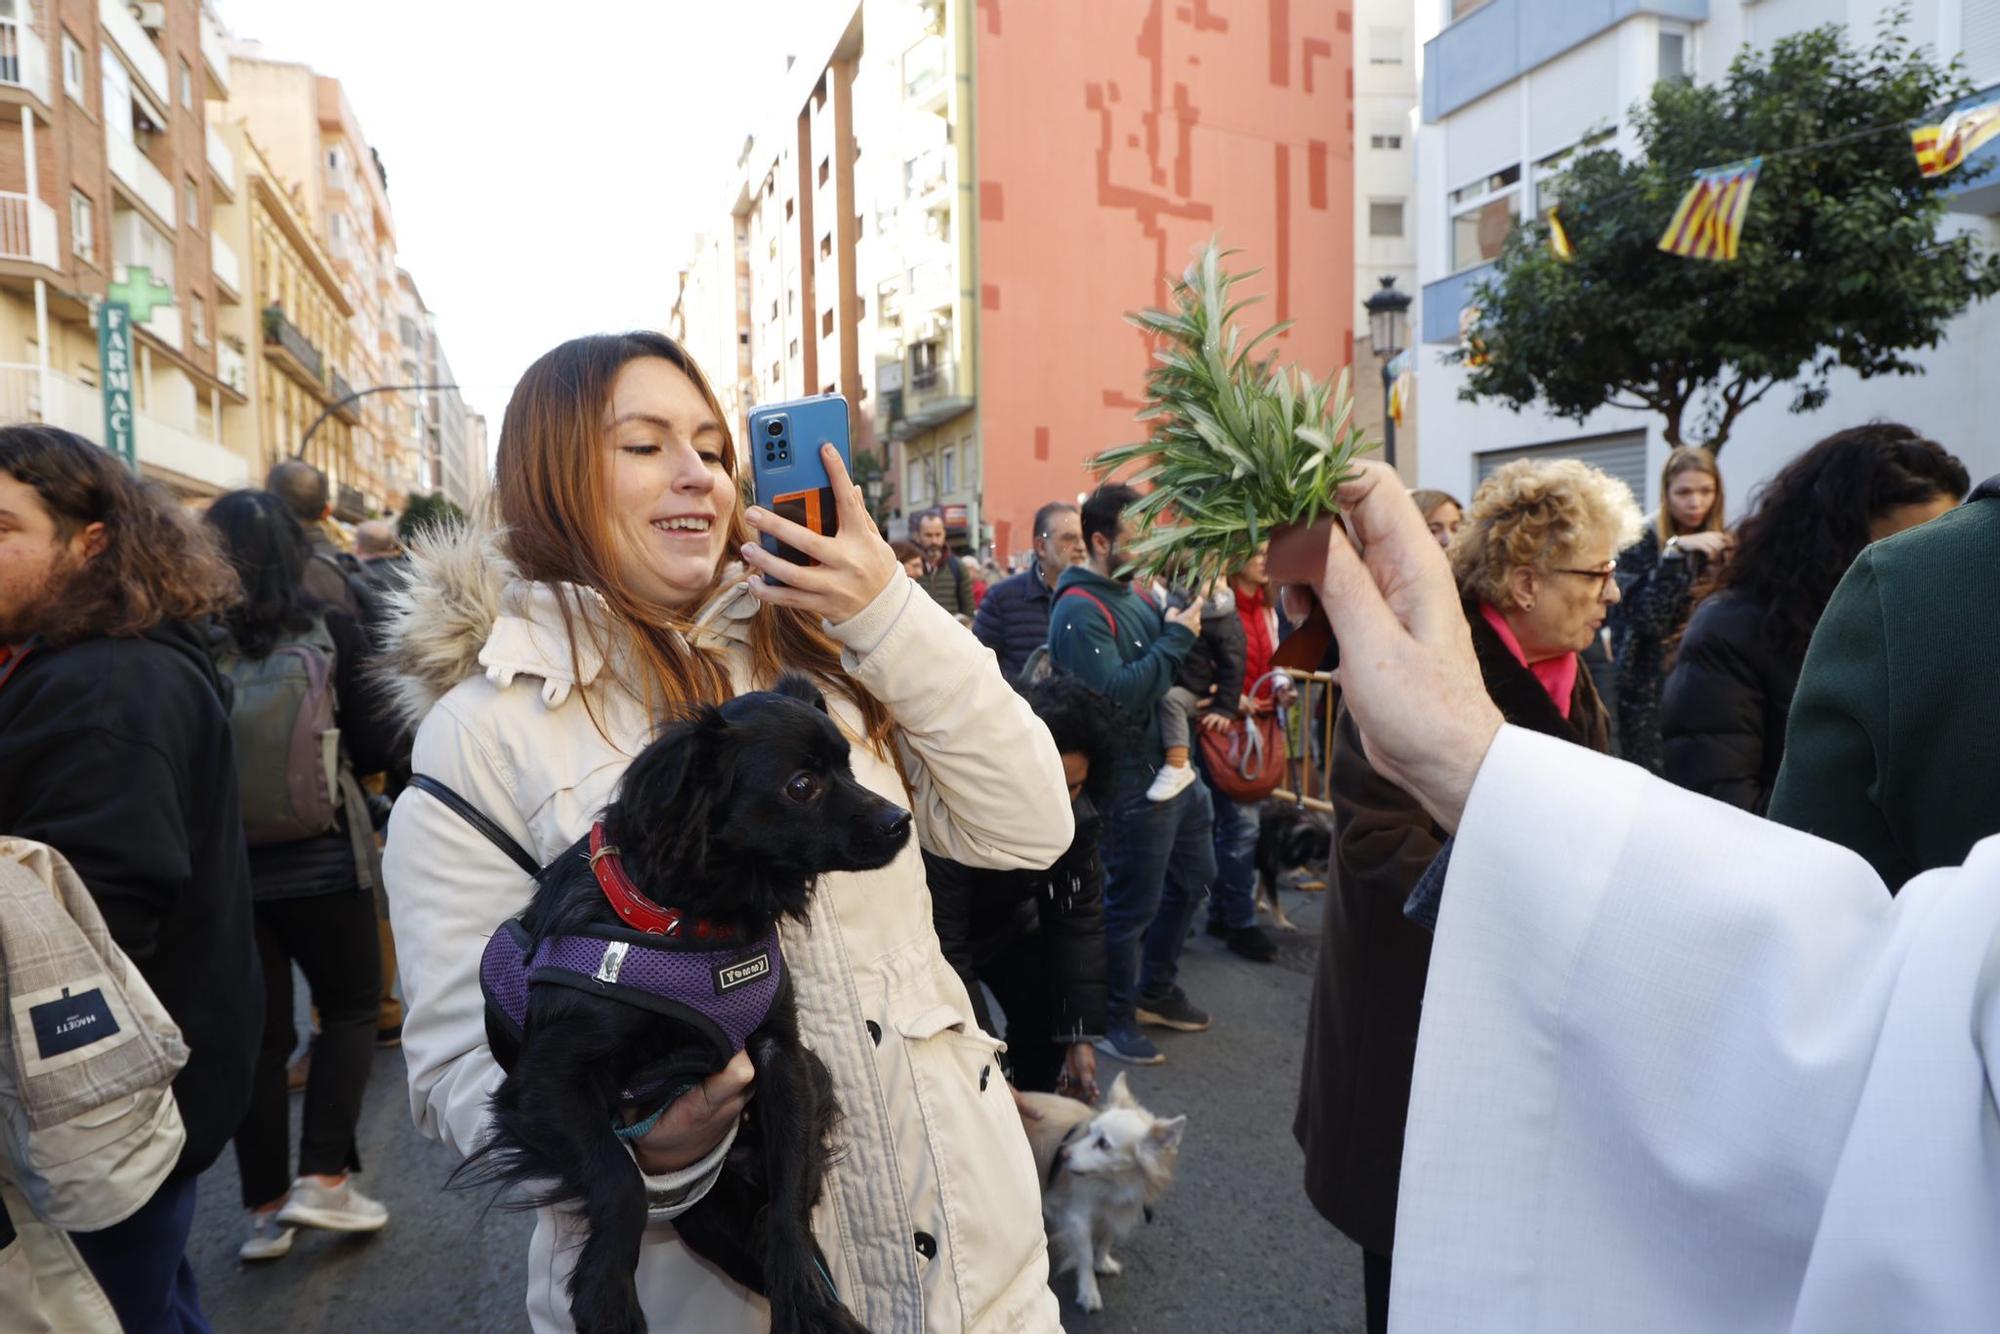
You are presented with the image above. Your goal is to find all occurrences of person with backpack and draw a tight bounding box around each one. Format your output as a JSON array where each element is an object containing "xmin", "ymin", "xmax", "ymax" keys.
[
  {"xmin": 1047, "ymin": 483, "xmax": 1213, "ymax": 1067},
  {"xmin": 0, "ymin": 425, "xmax": 258, "ymax": 1333},
  {"xmin": 205, "ymin": 489, "xmax": 400, "ymax": 1261}
]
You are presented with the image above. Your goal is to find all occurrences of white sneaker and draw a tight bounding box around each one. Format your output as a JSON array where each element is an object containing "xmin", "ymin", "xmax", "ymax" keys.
[
  {"xmin": 1145, "ymin": 763, "xmax": 1197, "ymax": 803},
  {"xmin": 275, "ymin": 1176, "xmax": 389, "ymax": 1233},
  {"xmin": 239, "ymin": 1210, "xmax": 296, "ymax": 1261}
]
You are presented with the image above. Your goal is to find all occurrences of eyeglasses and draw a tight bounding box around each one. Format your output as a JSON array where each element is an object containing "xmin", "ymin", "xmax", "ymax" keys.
[{"xmin": 1550, "ymin": 562, "xmax": 1618, "ymax": 595}]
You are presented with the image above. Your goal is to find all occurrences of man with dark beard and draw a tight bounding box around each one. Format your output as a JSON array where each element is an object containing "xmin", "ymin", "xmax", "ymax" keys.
[{"xmin": 0, "ymin": 426, "xmax": 259, "ymax": 1331}]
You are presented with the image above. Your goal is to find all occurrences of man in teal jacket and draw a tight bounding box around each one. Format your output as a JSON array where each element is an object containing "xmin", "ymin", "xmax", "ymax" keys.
[
  {"xmin": 1769, "ymin": 475, "xmax": 2000, "ymax": 891},
  {"xmin": 1048, "ymin": 483, "xmax": 1212, "ymax": 1065}
]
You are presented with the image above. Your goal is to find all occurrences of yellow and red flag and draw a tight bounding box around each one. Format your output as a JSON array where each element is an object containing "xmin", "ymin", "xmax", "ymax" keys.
[
  {"xmin": 1546, "ymin": 207, "xmax": 1574, "ymax": 262},
  {"xmin": 1912, "ymin": 100, "xmax": 2000, "ymax": 178},
  {"xmin": 1657, "ymin": 159, "xmax": 1762, "ymax": 261}
]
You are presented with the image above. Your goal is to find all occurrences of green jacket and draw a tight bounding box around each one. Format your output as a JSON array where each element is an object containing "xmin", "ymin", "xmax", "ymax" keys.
[
  {"xmin": 1046, "ymin": 565, "xmax": 1193, "ymax": 789},
  {"xmin": 915, "ymin": 555, "xmax": 972, "ymax": 617},
  {"xmin": 1768, "ymin": 478, "xmax": 2000, "ymax": 891}
]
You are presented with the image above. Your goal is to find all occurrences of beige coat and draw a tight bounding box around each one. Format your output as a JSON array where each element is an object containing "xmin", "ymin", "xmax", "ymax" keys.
[{"xmin": 378, "ymin": 528, "xmax": 1072, "ymax": 1332}]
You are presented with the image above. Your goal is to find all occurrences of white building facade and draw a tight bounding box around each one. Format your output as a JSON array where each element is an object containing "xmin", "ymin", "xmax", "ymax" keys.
[
  {"xmin": 1414, "ymin": 0, "xmax": 2000, "ymax": 516},
  {"xmin": 1355, "ymin": 0, "xmax": 1423, "ymax": 477}
]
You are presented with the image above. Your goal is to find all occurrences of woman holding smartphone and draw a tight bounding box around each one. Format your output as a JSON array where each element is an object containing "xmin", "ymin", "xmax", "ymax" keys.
[{"xmin": 379, "ymin": 331, "xmax": 1073, "ymax": 1331}]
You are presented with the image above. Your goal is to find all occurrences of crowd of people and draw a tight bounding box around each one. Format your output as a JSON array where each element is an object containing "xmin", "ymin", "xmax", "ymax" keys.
[{"xmin": 1, "ymin": 320, "xmax": 1994, "ymax": 1333}]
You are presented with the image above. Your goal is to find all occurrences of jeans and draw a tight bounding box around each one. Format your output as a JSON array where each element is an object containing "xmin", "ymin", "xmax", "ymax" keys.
[
  {"xmin": 234, "ymin": 890, "xmax": 381, "ymax": 1208},
  {"xmin": 981, "ymin": 933, "xmax": 1065, "ymax": 1093},
  {"xmin": 1098, "ymin": 779, "xmax": 1215, "ymax": 1025},
  {"xmin": 71, "ymin": 1175, "xmax": 209, "ymax": 1334},
  {"xmin": 1208, "ymin": 788, "xmax": 1261, "ymax": 930}
]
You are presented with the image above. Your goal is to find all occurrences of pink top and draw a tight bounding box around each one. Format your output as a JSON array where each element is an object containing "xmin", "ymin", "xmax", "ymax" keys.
[{"xmin": 1479, "ymin": 602, "xmax": 1576, "ymax": 720}]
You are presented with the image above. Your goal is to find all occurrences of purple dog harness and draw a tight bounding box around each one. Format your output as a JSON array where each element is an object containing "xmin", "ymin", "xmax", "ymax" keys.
[{"xmin": 478, "ymin": 822, "xmax": 785, "ymax": 1133}]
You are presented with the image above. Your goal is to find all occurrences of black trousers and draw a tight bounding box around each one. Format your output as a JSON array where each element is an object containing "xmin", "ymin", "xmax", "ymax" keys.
[
  {"xmin": 981, "ymin": 933, "xmax": 1067, "ymax": 1093},
  {"xmin": 232, "ymin": 890, "xmax": 380, "ymax": 1208},
  {"xmin": 1363, "ymin": 1249, "xmax": 1392, "ymax": 1334}
]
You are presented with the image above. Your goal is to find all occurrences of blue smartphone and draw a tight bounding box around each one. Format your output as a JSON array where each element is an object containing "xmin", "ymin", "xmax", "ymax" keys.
[{"xmin": 747, "ymin": 394, "xmax": 852, "ymax": 567}]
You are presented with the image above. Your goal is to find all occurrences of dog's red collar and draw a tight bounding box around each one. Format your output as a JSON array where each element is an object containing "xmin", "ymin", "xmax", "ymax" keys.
[{"xmin": 587, "ymin": 822, "xmax": 739, "ymax": 942}]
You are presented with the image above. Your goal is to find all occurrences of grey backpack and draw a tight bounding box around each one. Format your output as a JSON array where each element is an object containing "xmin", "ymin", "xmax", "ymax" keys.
[{"xmin": 216, "ymin": 617, "xmax": 342, "ymax": 845}]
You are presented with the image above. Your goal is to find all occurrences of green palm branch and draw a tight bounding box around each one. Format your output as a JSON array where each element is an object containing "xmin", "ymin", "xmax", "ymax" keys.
[{"xmin": 1091, "ymin": 242, "xmax": 1374, "ymax": 588}]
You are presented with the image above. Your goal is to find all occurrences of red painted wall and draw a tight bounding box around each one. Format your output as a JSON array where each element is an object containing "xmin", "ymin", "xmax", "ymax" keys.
[{"xmin": 974, "ymin": 0, "xmax": 1354, "ymax": 561}]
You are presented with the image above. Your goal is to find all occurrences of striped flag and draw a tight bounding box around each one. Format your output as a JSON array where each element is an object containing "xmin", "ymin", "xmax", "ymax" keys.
[
  {"xmin": 1546, "ymin": 207, "xmax": 1575, "ymax": 262},
  {"xmin": 1912, "ymin": 100, "xmax": 2000, "ymax": 178},
  {"xmin": 1657, "ymin": 159, "xmax": 1762, "ymax": 261}
]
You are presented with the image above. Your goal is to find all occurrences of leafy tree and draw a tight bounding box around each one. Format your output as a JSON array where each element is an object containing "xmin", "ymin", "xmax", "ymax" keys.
[
  {"xmin": 1458, "ymin": 15, "xmax": 2000, "ymax": 452},
  {"xmin": 849, "ymin": 446, "xmax": 896, "ymax": 532},
  {"xmin": 396, "ymin": 492, "xmax": 465, "ymax": 544}
]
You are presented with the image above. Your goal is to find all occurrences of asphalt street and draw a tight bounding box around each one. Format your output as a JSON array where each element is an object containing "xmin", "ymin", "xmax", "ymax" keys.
[{"xmin": 187, "ymin": 885, "xmax": 1364, "ymax": 1333}]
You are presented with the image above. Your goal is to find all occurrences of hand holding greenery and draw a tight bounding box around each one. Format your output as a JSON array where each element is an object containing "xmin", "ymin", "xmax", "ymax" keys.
[{"xmin": 1091, "ymin": 243, "xmax": 1373, "ymax": 587}]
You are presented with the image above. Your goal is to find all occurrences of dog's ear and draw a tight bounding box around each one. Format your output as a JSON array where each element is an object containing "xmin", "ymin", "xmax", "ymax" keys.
[
  {"xmin": 1147, "ymin": 1114, "xmax": 1186, "ymax": 1152},
  {"xmin": 1105, "ymin": 1072, "xmax": 1136, "ymax": 1109},
  {"xmin": 771, "ymin": 672, "xmax": 829, "ymax": 713},
  {"xmin": 612, "ymin": 706, "xmax": 727, "ymax": 848}
]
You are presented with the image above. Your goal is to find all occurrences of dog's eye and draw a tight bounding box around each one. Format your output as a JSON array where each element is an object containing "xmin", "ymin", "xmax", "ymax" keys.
[{"xmin": 785, "ymin": 772, "xmax": 823, "ymax": 803}]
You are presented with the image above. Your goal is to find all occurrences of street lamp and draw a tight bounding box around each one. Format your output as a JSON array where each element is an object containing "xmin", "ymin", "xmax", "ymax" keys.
[{"xmin": 1363, "ymin": 274, "xmax": 1411, "ymax": 470}]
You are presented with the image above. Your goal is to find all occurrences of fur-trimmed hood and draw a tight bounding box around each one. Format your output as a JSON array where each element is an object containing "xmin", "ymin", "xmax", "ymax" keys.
[{"xmin": 374, "ymin": 520, "xmax": 758, "ymax": 730}]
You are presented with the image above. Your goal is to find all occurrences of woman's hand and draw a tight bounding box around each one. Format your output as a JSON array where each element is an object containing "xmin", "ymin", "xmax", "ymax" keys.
[
  {"xmin": 628, "ymin": 1050, "xmax": 754, "ymax": 1175},
  {"xmin": 742, "ymin": 445, "xmax": 900, "ymax": 624},
  {"xmin": 1674, "ymin": 530, "xmax": 1734, "ymax": 562},
  {"xmin": 1310, "ymin": 461, "xmax": 1503, "ymax": 828},
  {"xmin": 1057, "ymin": 1042, "xmax": 1099, "ymax": 1104},
  {"xmin": 1198, "ymin": 710, "xmax": 1232, "ymax": 734}
]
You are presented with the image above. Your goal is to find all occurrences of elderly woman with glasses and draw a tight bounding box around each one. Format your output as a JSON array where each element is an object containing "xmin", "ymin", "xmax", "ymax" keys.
[{"xmin": 1295, "ymin": 456, "xmax": 1637, "ymax": 1334}]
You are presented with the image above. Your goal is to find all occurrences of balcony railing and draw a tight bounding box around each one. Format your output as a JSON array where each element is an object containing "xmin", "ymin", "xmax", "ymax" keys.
[
  {"xmin": 0, "ymin": 364, "xmax": 247, "ymax": 493},
  {"xmin": 262, "ymin": 304, "xmax": 325, "ymax": 387},
  {"xmin": 331, "ymin": 370, "xmax": 362, "ymax": 423},
  {"xmin": 106, "ymin": 134, "xmax": 176, "ymax": 228},
  {"xmin": 888, "ymin": 356, "xmax": 971, "ymax": 440},
  {"xmin": 98, "ymin": 0, "xmax": 170, "ymax": 108},
  {"xmin": 198, "ymin": 9, "xmax": 230, "ymax": 96},
  {"xmin": 0, "ymin": 16, "xmax": 51, "ymax": 104},
  {"xmin": 140, "ymin": 302, "xmax": 181, "ymax": 352},
  {"xmin": 0, "ymin": 192, "xmax": 58, "ymax": 269},
  {"xmin": 210, "ymin": 232, "xmax": 240, "ymax": 296},
  {"xmin": 205, "ymin": 124, "xmax": 237, "ymax": 198}
]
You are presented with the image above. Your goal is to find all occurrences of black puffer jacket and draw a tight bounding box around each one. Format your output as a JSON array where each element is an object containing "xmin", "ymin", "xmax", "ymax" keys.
[
  {"xmin": 1164, "ymin": 586, "xmax": 1248, "ymax": 718},
  {"xmin": 1659, "ymin": 589, "xmax": 1801, "ymax": 814},
  {"xmin": 924, "ymin": 797, "xmax": 1107, "ymax": 1046},
  {"xmin": 1610, "ymin": 526, "xmax": 1713, "ymax": 773}
]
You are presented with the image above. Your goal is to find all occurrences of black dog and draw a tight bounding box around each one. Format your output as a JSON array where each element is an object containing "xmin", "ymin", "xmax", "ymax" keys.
[
  {"xmin": 1256, "ymin": 802, "xmax": 1333, "ymax": 930},
  {"xmin": 461, "ymin": 675, "xmax": 910, "ymax": 1334}
]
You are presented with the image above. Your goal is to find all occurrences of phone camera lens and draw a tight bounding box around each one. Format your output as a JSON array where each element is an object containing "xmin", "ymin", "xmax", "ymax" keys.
[{"xmin": 765, "ymin": 419, "xmax": 785, "ymax": 439}]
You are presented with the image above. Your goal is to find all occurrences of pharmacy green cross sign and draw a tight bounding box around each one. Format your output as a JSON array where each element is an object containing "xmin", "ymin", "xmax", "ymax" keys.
[{"xmin": 97, "ymin": 267, "xmax": 174, "ymax": 472}]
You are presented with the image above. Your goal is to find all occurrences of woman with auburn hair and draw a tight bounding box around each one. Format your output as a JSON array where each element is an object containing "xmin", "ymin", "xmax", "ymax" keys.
[
  {"xmin": 379, "ymin": 332, "xmax": 1073, "ymax": 1332},
  {"xmin": 1297, "ymin": 457, "xmax": 1632, "ymax": 1334},
  {"xmin": 1609, "ymin": 445, "xmax": 1729, "ymax": 773}
]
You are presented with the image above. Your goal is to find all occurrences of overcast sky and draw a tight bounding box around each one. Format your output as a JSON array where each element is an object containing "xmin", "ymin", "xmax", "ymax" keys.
[{"xmin": 216, "ymin": 0, "xmax": 817, "ymax": 427}]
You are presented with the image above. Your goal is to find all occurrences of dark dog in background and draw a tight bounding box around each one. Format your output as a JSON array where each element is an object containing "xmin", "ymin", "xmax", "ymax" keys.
[
  {"xmin": 1255, "ymin": 803, "xmax": 1332, "ymax": 931},
  {"xmin": 461, "ymin": 675, "xmax": 910, "ymax": 1334}
]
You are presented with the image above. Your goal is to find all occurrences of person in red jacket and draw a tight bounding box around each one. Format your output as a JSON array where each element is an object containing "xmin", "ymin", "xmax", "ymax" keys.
[{"xmin": 1204, "ymin": 543, "xmax": 1281, "ymax": 962}]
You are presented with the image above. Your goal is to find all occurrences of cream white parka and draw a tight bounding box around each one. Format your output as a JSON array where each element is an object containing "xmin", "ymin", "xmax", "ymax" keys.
[{"xmin": 378, "ymin": 528, "xmax": 1071, "ymax": 1332}]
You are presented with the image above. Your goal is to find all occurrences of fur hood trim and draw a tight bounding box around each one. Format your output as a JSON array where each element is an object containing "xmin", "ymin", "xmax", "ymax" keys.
[{"xmin": 375, "ymin": 520, "xmax": 757, "ymax": 729}]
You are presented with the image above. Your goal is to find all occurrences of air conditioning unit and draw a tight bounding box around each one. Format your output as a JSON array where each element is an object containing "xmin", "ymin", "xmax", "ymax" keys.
[{"xmin": 131, "ymin": 2, "xmax": 167, "ymax": 30}]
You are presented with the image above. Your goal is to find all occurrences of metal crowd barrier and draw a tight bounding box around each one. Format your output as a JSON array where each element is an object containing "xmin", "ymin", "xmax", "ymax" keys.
[{"xmin": 1272, "ymin": 668, "xmax": 1339, "ymax": 813}]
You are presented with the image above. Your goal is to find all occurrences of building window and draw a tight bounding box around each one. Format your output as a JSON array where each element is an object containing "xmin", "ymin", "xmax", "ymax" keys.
[
  {"xmin": 1533, "ymin": 131, "xmax": 1616, "ymax": 213},
  {"xmin": 61, "ymin": 33, "xmax": 86, "ymax": 103},
  {"xmin": 1370, "ymin": 131, "xmax": 1404, "ymax": 151},
  {"xmin": 821, "ymin": 309, "xmax": 833, "ymax": 336},
  {"xmin": 1368, "ymin": 28, "xmax": 1405, "ymax": 66},
  {"xmin": 1370, "ymin": 200, "xmax": 1405, "ymax": 237},
  {"xmin": 1450, "ymin": 0, "xmax": 1491, "ymax": 19},
  {"xmin": 184, "ymin": 176, "xmax": 200, "ymax": 230},
  {"xmin": 69, "ymin": 189, "xmax": 93, "ymax": 262},
  {"xmin": 179, "ymin": 56, "xmax": 194, "ymax": 109},
  {"xmin": 1658, "ymin": 25, "xmax": 1692, "ymax": 86},
  {"xmin": 819, "ymin": 232, "xmax": 832, "ymax": 259},
  {"xmin": 906, "ymin": 458, "xmax": 926, "ymax": 505},
  {"xmin": 1449, "ymin": 163, "xmax": 1521, "ymax": 272},
  {"xmin": 191, "ymin": 293, "xmax": 209, "ymax": 347},
  {"xmin": 770, "ymin": 298, "xmax": 779, "ymax": 321},
  {"xmin": 818, "ymin": 157, "xmax": 830, "ymax": 187},
  {"xmin": 788, "ymin": 338, "xmax": 799, "ymax": 358},
  {"xmin": 941, "ymin": 446, "xmax": 957, "ymax": 494},
  {"xmin": 785, "ymin": 197, "xmax": 794, "ymax": 221}
]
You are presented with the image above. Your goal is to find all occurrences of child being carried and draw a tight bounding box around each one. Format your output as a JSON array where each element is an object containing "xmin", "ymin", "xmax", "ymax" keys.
[{"xmin": 1148, "ymin": 579, "xmax": 1246, "ymax": 802}]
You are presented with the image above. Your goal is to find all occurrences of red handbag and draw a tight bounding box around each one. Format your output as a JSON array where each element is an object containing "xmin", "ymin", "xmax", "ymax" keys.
[{"xmin": 1199, "ymin": 710, "xmax": 1286, "ymax": 803}]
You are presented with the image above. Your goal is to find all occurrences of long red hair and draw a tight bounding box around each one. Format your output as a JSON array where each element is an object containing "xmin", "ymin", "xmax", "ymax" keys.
[{"xmin": 494, "ymin": 331, "xmax": 893, "ymax": 748}]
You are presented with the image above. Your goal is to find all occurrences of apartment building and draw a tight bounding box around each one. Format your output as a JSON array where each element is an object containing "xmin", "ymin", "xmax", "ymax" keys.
[
  {"xmin": 0, "ymin": 0, "xmax": 244, "ymax": 496},
  {"xmin": 1414, "ymin": 0, "xmax": 2000, "ymax": 513},
  {"xmin": 208, "ymin": 120, "xmax": 360, "ymax": 504},
  {"xmin": 224, "ymin": 50, "xmax": 421, "ymax": 515},
  {"xmin": 669, "ymin": 215, "xmax": 754, "ymax": 441},
  {"xmin": 401, "ymin": 269, "xmax": 480, "ymax": 510},
  {"xmin": 1353, "ymin": 0, "xmax": 1421, "ymax": 477},
  {"xmin": 678, "ymin": 0, "xmax": 1357, "ymax": 562}
]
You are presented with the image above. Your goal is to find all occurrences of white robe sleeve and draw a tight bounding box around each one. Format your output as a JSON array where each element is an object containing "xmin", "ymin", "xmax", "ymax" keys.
[
  {"xmin": 1394, "ymin": 725, "xmax": 2000, "ymax": 1334},
  {"xmin": 825, "ymin": 574, "xmax": 1074, "ymax": 870}
]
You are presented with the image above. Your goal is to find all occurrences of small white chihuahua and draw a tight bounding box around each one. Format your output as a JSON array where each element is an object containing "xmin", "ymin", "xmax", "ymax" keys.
[{"xmin": 1018, "ymin": 1074, "xmax": 1186, "ymax": 1313}]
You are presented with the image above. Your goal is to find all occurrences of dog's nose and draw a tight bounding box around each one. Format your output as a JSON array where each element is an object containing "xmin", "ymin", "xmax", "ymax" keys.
[{"xmin": 874, "ymin": 807, "xmax": 913, "ymax": 844}]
